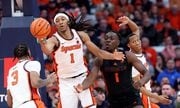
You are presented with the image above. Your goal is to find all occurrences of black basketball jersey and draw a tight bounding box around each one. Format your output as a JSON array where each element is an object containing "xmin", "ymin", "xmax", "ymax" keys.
[{"xmin": 100, "ymin": 51, "xmax": 138, "ymax": 97}]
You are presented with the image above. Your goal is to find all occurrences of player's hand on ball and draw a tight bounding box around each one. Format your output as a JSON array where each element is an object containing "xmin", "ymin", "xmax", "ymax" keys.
[{"xmin": 30, "ymin": 18, "xmax": 51, "ymax": 38}]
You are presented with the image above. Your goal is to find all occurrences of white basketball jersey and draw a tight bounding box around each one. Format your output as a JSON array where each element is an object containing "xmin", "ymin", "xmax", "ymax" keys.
[
  {"xmin": 7, "ymin": 60, "xmax": 41, "ymax": 108},
  {"xmin": 132, "ymin": 53, "xmax": 151, "ymax": 108},
  {"xmin": 53, "ymin": 29, "xmax": 87, "ymax": 78},
  {"xmin": 132, "ymin": 53, "xmax": 151, "ymax": 91}
]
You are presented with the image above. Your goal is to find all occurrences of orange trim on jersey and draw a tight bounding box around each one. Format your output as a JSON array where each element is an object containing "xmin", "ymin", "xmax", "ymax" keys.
[
  {"xmin": 150, "ymin": 102, "xmax": 160, "ymax": 108},
  {"xmin": 52, "ymin": 52, "xmax": 58, "ymax": 73},
  {"xmin": 26, "ymin": 69, "xmax": 45, "ymax": 108},
  {"xmin": 33, "ymin": 99, "xmax": 46, "ymax": 108},
  {"xmin": 114, "ymin": 72, "xmax": 120, "ymax": 83},
  {"xmin": 57, "ymin": 101, "xmax": 62, "ymax": 108},
  {"xmin": 52, "ymin": 53, "xmax": 61, "ymax": 108},
  {"xmin": 84, "ymin": 87, "xmax": 96, "ymax": 108},
  {"xmin": 142, "ymin": 94, "xmax": 149, "ymax": 108},
  {"xmin": 83, "ymin": 57, "xmax": 88, "ymax": 67}
]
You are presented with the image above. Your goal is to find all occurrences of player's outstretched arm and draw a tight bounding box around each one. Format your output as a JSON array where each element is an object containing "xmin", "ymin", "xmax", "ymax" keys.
[
  {"xmin": 74, "ymin": 58, "xmax": 102, "ymax": 92},
  {"xmin": 30, "ymin": 72, "xmax": 57, "ymax": 88},
  {"xmin": 117, "ymin": 16, "xmax": 140, "ymax": 36},
  {"xmin": 38, "ymin": 36, "xmax": 59, "ymax": 55},
  {"xmin": 140, "ymin": 87, "xmax": 172, "ymax": 104},
  {"xmin": 126, "ymin": 51, "xmax": 151, "ymax": 89},
  {"xmin": 78, "ymin": 31, "xmax": 125, "ymax": 61}
]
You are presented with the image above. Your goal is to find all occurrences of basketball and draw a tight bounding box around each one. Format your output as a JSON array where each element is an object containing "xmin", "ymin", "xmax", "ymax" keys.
[{"xmin": 30, "ymin": 18, "xmax": 51, "ymax": 38}]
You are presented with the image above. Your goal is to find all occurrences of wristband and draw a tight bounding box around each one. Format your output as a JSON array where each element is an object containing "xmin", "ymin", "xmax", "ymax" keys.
[{"xmin": 39, "ymin": 38, "xmax": 47, "ymax": 44}]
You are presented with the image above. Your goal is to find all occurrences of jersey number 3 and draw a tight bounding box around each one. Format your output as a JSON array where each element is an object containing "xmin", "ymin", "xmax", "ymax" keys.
[{"xmin": 11, "ymin": 70, "xmax": 18, "ymax": 86}]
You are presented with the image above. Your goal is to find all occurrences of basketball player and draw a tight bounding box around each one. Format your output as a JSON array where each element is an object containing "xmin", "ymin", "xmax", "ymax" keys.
[
  {"xmin": 7, "ymin": 43, "xmax": 57, "ymax": 108},
  {"xmin": 118, "ymin": 16, "xmax": 172, "ymax": 108},
  {"xmin": 37, "ymin": 12, "xmax": 125, "ymax": 108},
  {"xmin": 75, "ymin": 30, "xmax": 151, "ymax": 108}
]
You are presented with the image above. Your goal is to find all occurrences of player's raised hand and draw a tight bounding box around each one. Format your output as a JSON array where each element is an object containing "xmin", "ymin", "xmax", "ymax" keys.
[
  {"xmin": 47, "ymin": 72, "xmax": 58, "ymax": 84},
  {"xmin": 117, "ymin": 16, "xmax": 129, "ymax": 27},
  {"xmin": 113, "ymin": 49, "xmax": 125, "ymax": 61}
]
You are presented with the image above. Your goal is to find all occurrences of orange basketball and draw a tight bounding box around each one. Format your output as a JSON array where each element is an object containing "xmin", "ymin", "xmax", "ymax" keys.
[{"xmin": 30, "ymin": 18, "xmax": 51, "ymax": 38}]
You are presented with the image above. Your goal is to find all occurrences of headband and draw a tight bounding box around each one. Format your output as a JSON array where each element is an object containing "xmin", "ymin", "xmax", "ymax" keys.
[{"xmin": 54, "ymin": 13, "xmax": 69, "ymax": 24}]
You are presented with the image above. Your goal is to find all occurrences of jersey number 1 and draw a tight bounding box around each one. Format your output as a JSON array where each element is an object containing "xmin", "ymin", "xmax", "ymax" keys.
[
  {"xmin": 114, "ymin": 73, "xmax": 120, "ymax": 83},
  {"xmin": 70, "ymin": 53, "xmax": 75, "ymax": 63},
  {"xmin": 11, "ymin": 70, "xmax": 18, "ymax": 86}
]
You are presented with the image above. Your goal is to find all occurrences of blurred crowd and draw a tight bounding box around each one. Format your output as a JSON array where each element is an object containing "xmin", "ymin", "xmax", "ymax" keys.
[{"xmin": 0, "ymin": 0, "xmax": 180, "ymax": 108}]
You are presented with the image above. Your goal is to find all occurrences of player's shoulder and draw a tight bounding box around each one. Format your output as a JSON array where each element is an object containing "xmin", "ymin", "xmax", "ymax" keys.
[
  {"xmin": 25, "ymin": 60, "xmax": 40, "ymax": 67},
  {"xmin": 8, "ymin": 66, "xmax": 16, "ymax": 73},
  {"xmin": 77, "ymin": 31, "xmax": 88, "ymax": 37},
  {"xmin": 125, "ymin": 51, "xmax": 137, "ymax": 58}
]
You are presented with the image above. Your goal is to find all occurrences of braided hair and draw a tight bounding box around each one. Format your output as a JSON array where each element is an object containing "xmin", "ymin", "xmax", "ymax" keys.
[
  {"xmin": 13, "ymin": 43, "xmax": 30, "ymax": 60},
  {"xmin": 63, "ymin": 12, "xmax": 95, "ymax": 31}
]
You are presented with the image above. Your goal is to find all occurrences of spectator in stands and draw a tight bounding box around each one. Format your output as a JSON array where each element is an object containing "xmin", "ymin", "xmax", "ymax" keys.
[
  {"xmin": 158, "ymin": 83, "xmax": 176, "ymax": 108},
  {"xmin": 37, "ymin": 0, "xmax": 49, "ymax": 6},
  {"xmin": 141, "ymin": 37, "xmax": 157, "ymax": 67},
  {"xmin": 154, "ymin": 15, "xmax": 165, "ymax": 34},
  {"xmin": 142, "ymin": 17, "xmax": 158, "ymax": 45},
  {"xmin": 175, "ymin": 47, "xmax": 180, "ymax": 72},
  {"xmin": 141, "ymin": 0, "xmax": 153, "ymax": 12},
  {"xmin": 159, "ymin": 19, "xmax": 178, "ymax": 45},
  {"xmin": 162, "ymin": 36, "xmax": 176, "ymax": 61},
  {"xmin": 133, "ymin": 10, "xmax": 143, "ymax": 26},
  {"xmin": 167, "ymin": 4, "xmax": 180, "ymax": 30},
  {"xmin": 151, "ymin": 82, "xmax": 161, "ymax": 95},
  {"xmin": 47, "ymin": 0, "xmax": 58, "ymax": 22},
  {"xmin": 95, "ymin": 18, "xmax": 112, "ymax": 36},
  {"xmin": 93, "ymin": 87, "xmax": 109, "ymax": 108},
  {"xmin": 160, "ymin": 77, "xmax": 170, "ymax": 86},
  {"xmin": 67, "ymin": 1, "xmax": 81, "ymax": 17},
  {"xmin": 80, "ymin": 5, "xmax": 97, "ymax": 26},
  {"xmin": 174, "ymin": 78, "xmax": 180, "ymax": 91},
  {"xmin": 40, "ymin": 8, "xmax": 49, "ymax": 22},
  {"xmin": 175, "ymin": 91, "xmax": 180, "ymax": 108},
  {"xmin": 47, "ymin": 86, "xmax": 59, "ymax": 108},
  {"xmin": 118, "ymin": 24, "xmax": 131, "ymax": 49},
  {"xmin": 96, "ymin": 0, "xmax": 114, "ymax": 13},
  {"xmin": 149, "ymin": 4, "xmax": 159, "ymax": 25},
  {"xmin": 94, "ymin": 76, "xmax": 106, "ymax": 91},
  {"xmin": 154, "ymin": 53, "xmax": 166, "ymax": 79},
  {"xmin": 157, "ymin": 59, "xmax": 180, "ymax": 87}
]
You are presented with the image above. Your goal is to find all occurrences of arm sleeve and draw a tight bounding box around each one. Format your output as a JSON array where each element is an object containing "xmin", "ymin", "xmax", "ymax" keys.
[{"xmin": 25, "ymin": 61, "xmax": 41, "ymax": 75}]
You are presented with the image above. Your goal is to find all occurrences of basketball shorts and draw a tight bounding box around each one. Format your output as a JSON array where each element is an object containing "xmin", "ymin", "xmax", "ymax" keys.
[
  {"xmin": 108, "ymin": 91, "xmax": 143, "ymax": 108},
  {"xmin": 18, "ymin": 100, "xmax": 45, "ymax": 108},
  {"xmin": 58, "ymin": 73, "xmax": 96, "ymax": 108}
]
